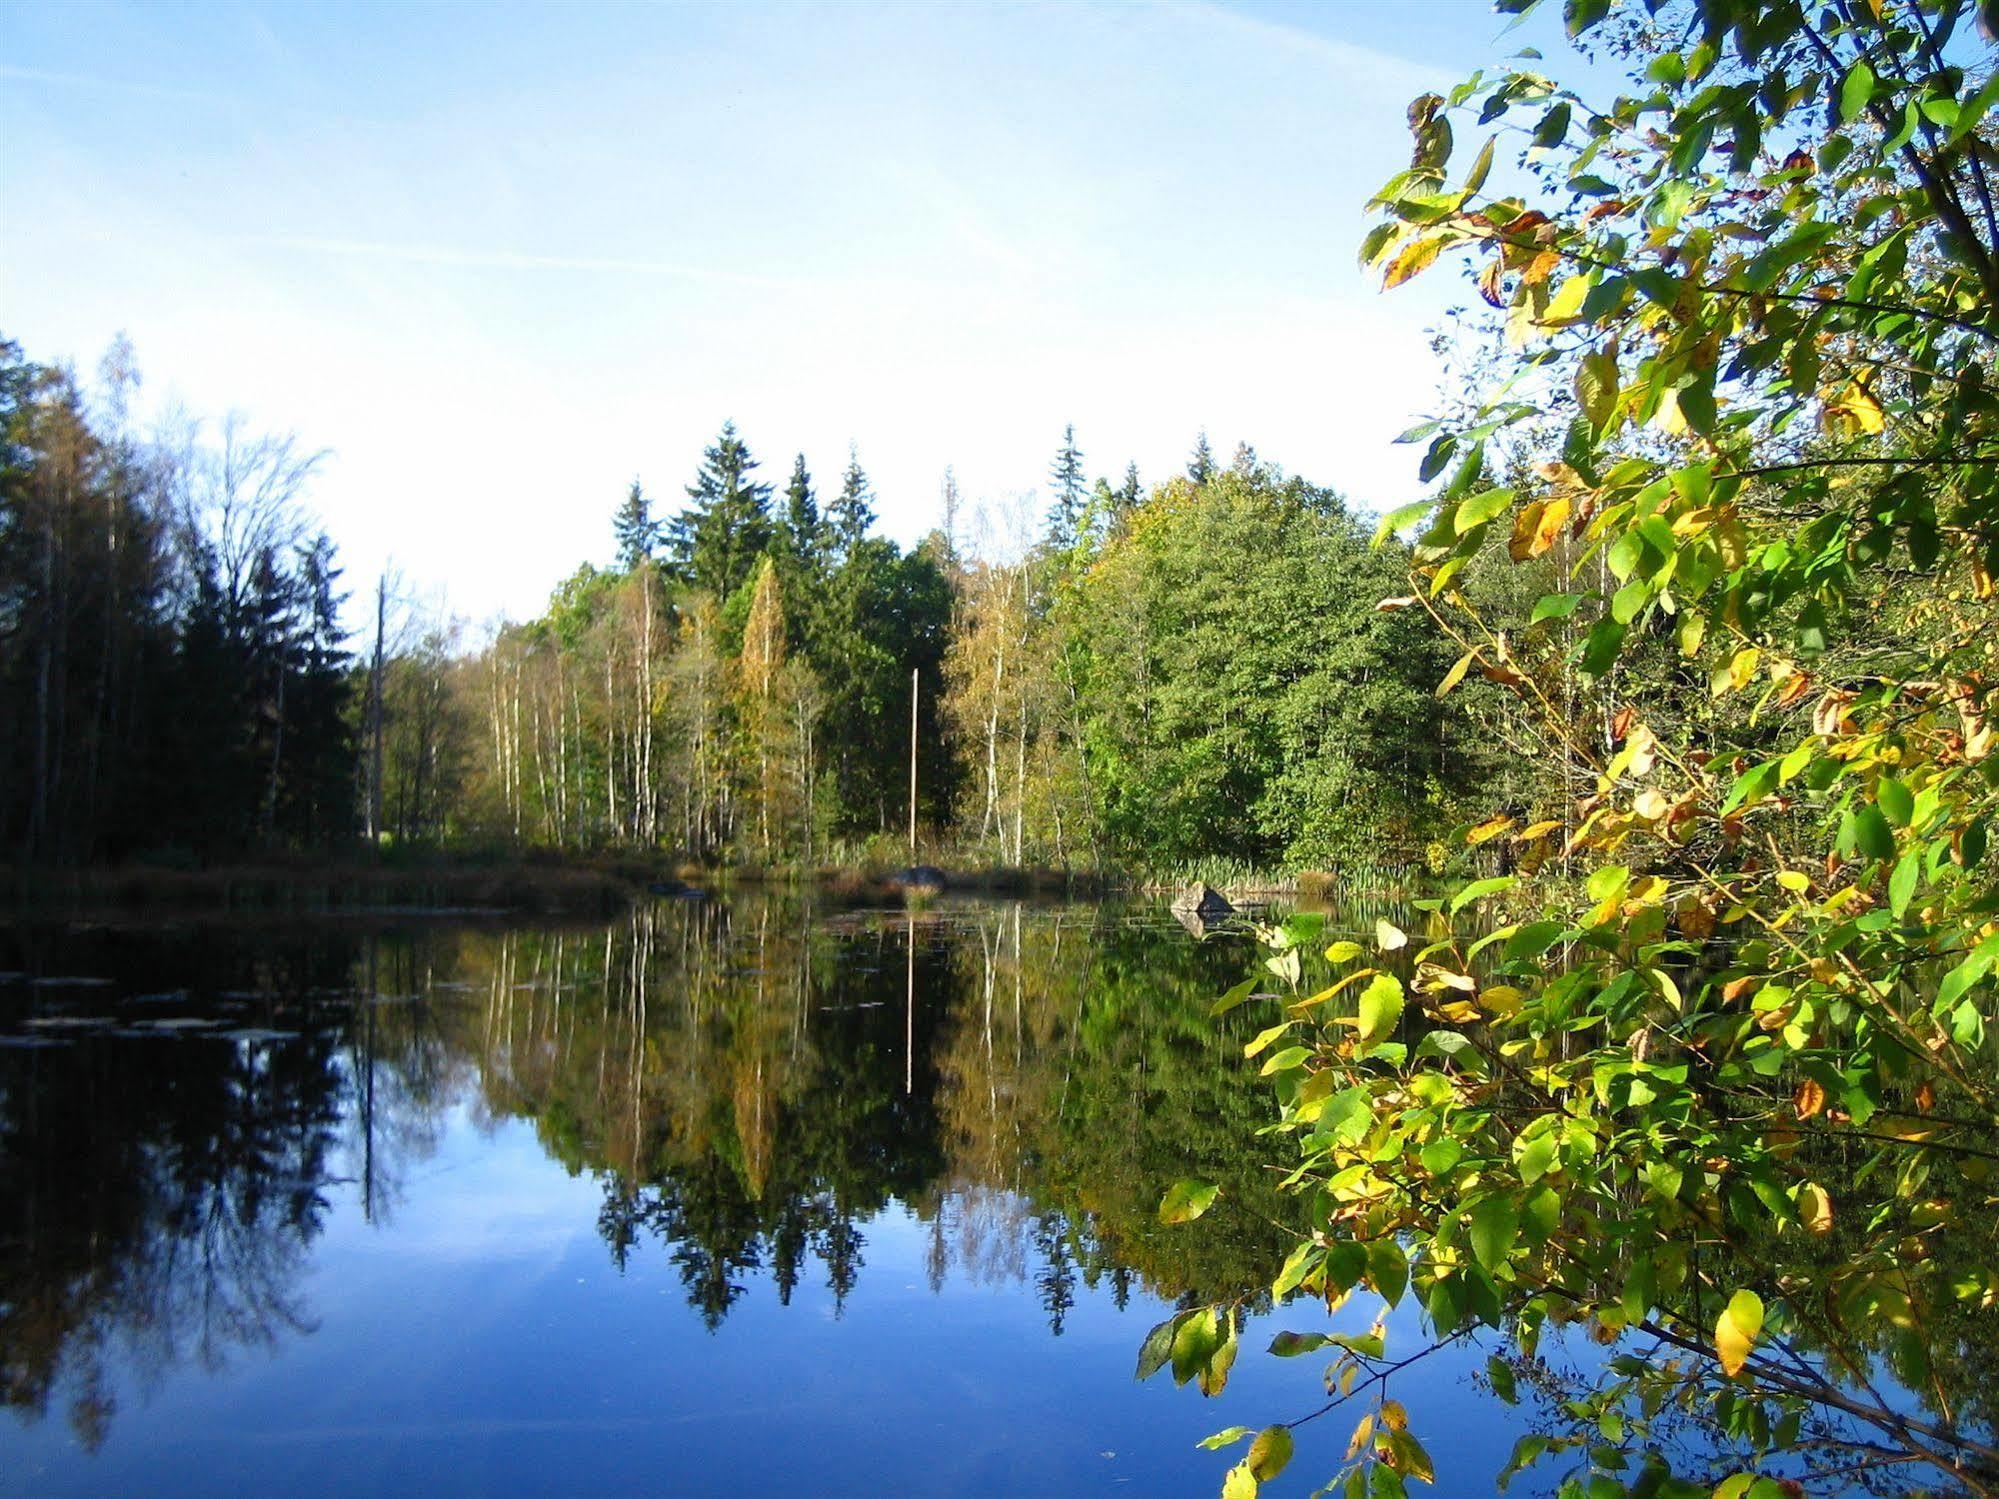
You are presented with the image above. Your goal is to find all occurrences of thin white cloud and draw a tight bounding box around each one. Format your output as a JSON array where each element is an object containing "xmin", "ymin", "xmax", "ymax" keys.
[
  {"xmin": 0, "ymin": 62, "xmax": 239, "ymax": 108},
  {"xmin": 249, "ymin": 234, "xmax": 817, "ymax": 291},
  {"xmin": 1155, "ymin": 0, "xmax": 1453, "ymax": 95}
]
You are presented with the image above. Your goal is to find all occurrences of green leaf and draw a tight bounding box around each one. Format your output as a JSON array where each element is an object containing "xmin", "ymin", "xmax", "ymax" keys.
[
  {"xmin": 1368, "ymin": 1238, "xmax": 1410, "ymax": 1307},
  {"xmin": 1373, "ymin": 499, "xmax": 1433, "ymax": 545},
  {"xmin": 1248, "ymin": 1427, "xmax": 1294, "ymax": 1483},
  {"xmin": 1505, "ymin": 920, "xmax": 1567, "ymax": 960},
  {"xmin": 1580, "ymin": 618, "xmax": 1626, "ymax": 676},
  {"xmin": 1198, "ymin": 1427, "xmax": 1253, "ymax": 1452},
  {"xmin": 1261, "ymin": 1045, "xmax": 1313, "ymax": 1075},
  {"xmin": 1889, "ymin": 849, "xmax": 1921, "ymax": 918},
  {"xmin": 1272, "ymin": 1239, "xmax": 1320, "ymax": 1299},
  {"xmin": 1268, "ymin": 1331, "xmax": 1329, "ymax": 1357},
  {"xmin": 1518, "ymin": 1132, "xmax": 1558, "ymax": 1183},
  {"xmin": 1852, "ymin": 804, "xmax": 1896, "ymax": 863},
  {"xmin": 1878, "ymin": 776, "xmax": 1914, "ymax": 828},
  {"xmin": 1532, "ymin": 101, "xmax": 1571, "ymax": 149},
  {"xmin": 1159, "ymin": 1178, "xmax": 1219, "ymax": 1224},
  {"xmin": 1722, "ymin": 759, "xmax": 1781, "ymax": 815},
  {"xmin": 1136, "ymin": 1310, "xmax": 1189, "ymax": 1380},
  {"xmin": 1420, "ymin": 1137, "xmax": 1463, "ymax": 1176},
  {"xmin": 1451, "ymin": 874, "xmax": 1516, "ymax": 913},
  {"xmin": 1210, "ymin": 978, "xmax": 1258, "ymax": 1017},
  {"xmin": 1468, "ymin": 1195, "xmax": 1520, "ymax": 1272},
  {"xmin": 1356, "ymin": 974, "xmax": 1406, "ymax": 1048},
  {"xmin": 1838, "ymin": 60, "xmax": 1876, "ymax": 125},
  {"xmin": 1531, "ymin": 591, "xmax": 1585, "ymax": 626},
  {"xmin": 1455, "ymin": 487, "xmax": 1517, "ymax": 535}
]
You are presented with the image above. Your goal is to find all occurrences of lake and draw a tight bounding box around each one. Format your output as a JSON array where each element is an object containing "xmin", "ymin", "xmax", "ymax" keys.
[{"xmin": 0, "ymin": 894, "xmax": 1546, "ymax": 1497}]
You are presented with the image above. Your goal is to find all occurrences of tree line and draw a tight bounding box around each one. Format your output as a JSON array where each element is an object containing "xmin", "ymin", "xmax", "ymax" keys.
[
  {"xmin": 0, "ymin": 337, "xmax": 352, "ymax": 863},
  {"xmin": 3, "ymin": 337, "xmax": 1475, "ymax": 875}
]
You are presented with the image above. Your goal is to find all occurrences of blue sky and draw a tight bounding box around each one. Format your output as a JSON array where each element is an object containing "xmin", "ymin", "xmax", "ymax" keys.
[{"xmin": 2, "ymin": 0, "xmax": 1572, "ymax": 623}]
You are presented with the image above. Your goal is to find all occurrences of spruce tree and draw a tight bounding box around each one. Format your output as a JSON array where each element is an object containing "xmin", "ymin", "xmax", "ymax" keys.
[
  {"xmin": 1046, "ymin": 423, "xmax": 1085, "ymax": 549},
  {"xmin": 1187, "ymin": 430, "xmax": 1215, "ymax": 484},
  {"xmin": 670, "ymin": 421, "xmax": 773, "ymax": 598},
  {"xmin": 612, "ymin": 478, "xmax": 661, "ymax": 570},
  {"xmin": 826, "ymin": 444, "xmax": 875, "ymax": 554}
]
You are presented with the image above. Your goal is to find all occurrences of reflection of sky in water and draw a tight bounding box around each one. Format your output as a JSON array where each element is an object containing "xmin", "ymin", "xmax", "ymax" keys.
[
  {"xmin": 0, "ymin": 906, "xmax": 1532, "ymax": 1498},
  {"xmin": 6, "ymin": 1104, "xmax": 1525, "ymax": 1497}
]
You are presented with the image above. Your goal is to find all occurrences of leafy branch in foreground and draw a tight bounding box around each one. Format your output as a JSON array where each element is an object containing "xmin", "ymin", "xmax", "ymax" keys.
[{"xmin": 1154, "ymin": 2, "xmax": 1999, "ymax": 1496}]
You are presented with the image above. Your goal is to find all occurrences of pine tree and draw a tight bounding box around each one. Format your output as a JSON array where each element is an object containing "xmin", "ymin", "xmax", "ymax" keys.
[
  {"xmin": 940, "ymin": 466, "xmax": 962, "ymax": 554},
  {"xmin": 670, "ymin": 422, "xmax": 773, "ymax": 599},
  {"xmin": 826, "ymin": 444, "xmax": 875, "ymax": 553},
  {"xmin": 779, "ymin": 453, "xmax": 821, "ymax": 561},
  {"xmin": 285, "ymin": 532, "xmax": 355, "ymax": 846},
  {"xmin": 612, "ymin": 478, "xmax": 661, "ymax": 570},
  {"xmin": 1231, "ymin": 440, "xmax": 1260, "ymax": 476},
  {"xmin": 1187, "ymin": 430, "xmax": 1215, "ymax": 484},
  {"xmin": 1046, "ymin": 424, "xmax": 1086, "ymax": 549},
  {"xmin": 1117, "ymin": 461, "xmax": 1142, "ymax": 515}
]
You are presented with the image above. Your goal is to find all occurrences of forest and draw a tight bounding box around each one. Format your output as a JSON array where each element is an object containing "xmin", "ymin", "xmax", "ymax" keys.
[{"xmin": 0, "ymin": 339, "xmax": 1476, "ymax": 879}]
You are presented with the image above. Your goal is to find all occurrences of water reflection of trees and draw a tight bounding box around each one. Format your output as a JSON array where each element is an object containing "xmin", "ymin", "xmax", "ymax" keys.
[
  {"xmin": 0, "ymin": 898, "xmax": 1293, "ymax": 1449},
  {"xmin": 436, "ymin": 897, "xmax": 1293, "ymax": 1332},
  {"xmin": 0, "ymin": 926, "xmax": 358, "ymax": 1450}
]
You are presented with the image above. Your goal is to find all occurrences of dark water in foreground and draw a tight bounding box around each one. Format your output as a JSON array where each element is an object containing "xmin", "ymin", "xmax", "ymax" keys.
[{"xmin": 0, "ymin": 896, "xmax": 1529, "ymax": 1498}]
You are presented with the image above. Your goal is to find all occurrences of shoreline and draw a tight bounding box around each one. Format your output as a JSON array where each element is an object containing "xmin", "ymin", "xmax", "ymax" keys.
[{"xmin": 0, "ymin": 856, "xmax": 1350, "ymax": 921}]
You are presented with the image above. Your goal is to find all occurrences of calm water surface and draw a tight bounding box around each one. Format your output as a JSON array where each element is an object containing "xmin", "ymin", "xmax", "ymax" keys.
[{"xmin": 0, "ymin": 895, "xmax": 1529, "ymax": 1497}]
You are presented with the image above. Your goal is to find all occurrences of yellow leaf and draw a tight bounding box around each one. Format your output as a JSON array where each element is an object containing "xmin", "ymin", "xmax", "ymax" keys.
[
  {"xmin": 1513, "ymin": 819, "xmax": 1562, "ymax": 842},
  {"xmin": 1575, "ymin": 343, "xmax": 1619, "ymax": 431},
  {"xmin": 1711, "ymin": 647, "xmax": 1760, "ymax": 697},
  {"xmin": 1633, "ymin": 789, "xmax": 1670, "ymax": 821},
  {"xmin": 1679, "ymin": 614, "xmax": 1706, "ymax": 659},
  {"xmin": 1715, "ymin": 1289, "xmax": 1763, "ymax": 1376},
  {"xmin": 1822, "ymin": 379, "xmax": 1885, "ymax": 437},
  {"xmin": 1345, "ymin": 1413, "xmax": 1376, "ymax": 1462},
  {"xmin": 1467, "ymin": 814, "xmax": 1515, "ymax": 846},
  {"xmin": 1537, "ymin": 273, "xmax": 1591, "ymax": 327},
  {"xmin": 1384, "ymin": 235, "xmax": 1445, "ymax": 289},
  {"xmin": 1776, "ymin": 870, "xmax": 1810, "ymax": 893},
  {"xmin": 1797, "ymin": 1182, "xmax": 1834, "ymax": 1234},
  {"xmin": 1379, "ymin": 1399, "xmax": 1408, "ymax": 1432},
  {"xmin": 1519, "ymin": 248, "xmax": 1561, "ymax": 286},
  {"xmin": 1375, "ymin": 919, "xmax": 1408, "ymax": 952},
  {"xmin": 1627, "ymin": 724, "xmax": 1657, "ymax": 777},
  {"xmin": 1508, "ymin": 494, "xmax": 1572, "ymax": 561},
  {"xmin": 1479, "ymin": 984, "xmax": 1525, "ymax": 1017},
  {"xmin": 1436, "ymin": 650, "xmax": 1476, "ymax": 699}
]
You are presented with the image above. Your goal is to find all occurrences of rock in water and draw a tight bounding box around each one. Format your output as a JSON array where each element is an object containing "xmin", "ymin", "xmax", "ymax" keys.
[{"xmin": 1170, "ymin": 883, "xmax": 1234, "ymax": 919}]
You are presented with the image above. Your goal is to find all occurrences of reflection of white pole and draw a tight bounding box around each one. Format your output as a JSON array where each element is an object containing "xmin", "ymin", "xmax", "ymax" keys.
[
  {"xmin": 906, "ymin": 911, "xmax": 915, "ymax": 1096},
  {"xmin": 908, "ymin": 667, "xmax": 919, "ymax": 856}
]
